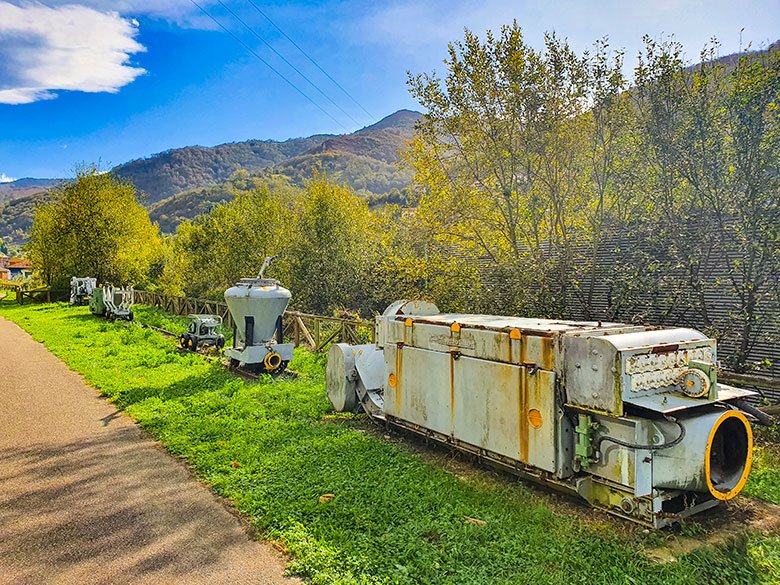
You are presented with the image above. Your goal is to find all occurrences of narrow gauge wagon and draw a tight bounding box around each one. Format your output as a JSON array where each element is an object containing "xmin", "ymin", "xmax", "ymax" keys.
[{"xmin": 327, "ymin": 300, "xmax": 762, "ymax": 527}]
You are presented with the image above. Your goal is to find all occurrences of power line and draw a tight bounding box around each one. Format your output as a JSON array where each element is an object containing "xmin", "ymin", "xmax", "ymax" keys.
[
  {"xmin": 245, "ymin": 0, "xmax": 375, "ymax": 122},
  {"xmin": 214, "ymin": 0, "xmax": 362, "ymax": 128},
  {"xmin": 188, "ymin": 0, "xmax": 349, "ymax": 132}
]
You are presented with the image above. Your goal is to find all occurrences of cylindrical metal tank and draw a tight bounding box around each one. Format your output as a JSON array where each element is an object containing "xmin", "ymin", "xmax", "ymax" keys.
[
  {"xmin": 224, "ymin": 278, "xmax": 291, "ymax": 346},
  {"xmin": 652, "ymin": 409, "xmax": 753, "ymax": 500}
]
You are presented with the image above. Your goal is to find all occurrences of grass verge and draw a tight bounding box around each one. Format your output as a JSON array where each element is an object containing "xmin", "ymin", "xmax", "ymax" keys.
[{"xmin": 1, "ymin": 300, "xmax": 779, "ymax": 584}]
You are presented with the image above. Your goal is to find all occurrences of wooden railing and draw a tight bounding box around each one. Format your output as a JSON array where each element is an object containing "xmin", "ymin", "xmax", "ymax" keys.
[
  {"xmin": 0, "ymin": 281, "xmax": 68, "ymax": 304},
  {"xmin": 134, "ymin": 289, "xmax": 375, "ymax": 352},
  {"xmin": 285, "ymin": 311, "xmax": 375, "ymax": 351},
  {"xmin": 134, "ymin": 290, "xmax": 232, "ymax": 324}
]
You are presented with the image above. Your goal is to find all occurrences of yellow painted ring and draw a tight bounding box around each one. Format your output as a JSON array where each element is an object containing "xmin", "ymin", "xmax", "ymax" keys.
[
  {"xmin": 263, "ymin": 351, "xmax": 282, "ymax": 371},
  {"xmin": 705, "ymin": 409, "xmax": 753, "ymax": 501}
]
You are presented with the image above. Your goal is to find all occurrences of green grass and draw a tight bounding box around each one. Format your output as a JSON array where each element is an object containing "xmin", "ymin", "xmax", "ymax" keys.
[{"xmin": 2, "ymin": 300, "xmax": 779, "ymax": 584}]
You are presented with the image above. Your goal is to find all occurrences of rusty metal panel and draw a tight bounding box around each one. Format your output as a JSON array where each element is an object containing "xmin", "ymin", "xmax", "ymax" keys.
[
  {"xmin": 446, "ymin": 356, "xmax": 558, "ymax": 472},
  {"xmin": 451, "ymin": 356, "xmax": 523, "ymax": 460},
  {"xmin": 383, "ymin": 345, "xmax": 452, "ymax": 436},
  {"xmin": 522, "ymin": 369, "xmax": 558, "ymax": 472},
  {"xmin": 563, "ymin": 335, "xmax": 622, "ymax": 415}
]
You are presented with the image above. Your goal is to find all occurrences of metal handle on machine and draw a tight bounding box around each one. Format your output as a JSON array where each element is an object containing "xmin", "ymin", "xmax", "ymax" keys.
[{"xmin": 257, "ymin": 255, "xmax": 278, "ymax": 278}]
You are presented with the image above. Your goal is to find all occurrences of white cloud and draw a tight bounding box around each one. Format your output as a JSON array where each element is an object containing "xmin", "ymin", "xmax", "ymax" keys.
[
  {"xmin": 0, "ymin": 2, "xmax": 147, "ymax": 105},
  {"xmin": 25, "ymin": 1, "xmax": 219, "ymax": 27},
  {"xmin": 355, "ymin": 0, "xmax": 780, "ymax": 61},
  {"xmin": 0, "ymin": 173, "xmax": 15, "ymax": 183}
]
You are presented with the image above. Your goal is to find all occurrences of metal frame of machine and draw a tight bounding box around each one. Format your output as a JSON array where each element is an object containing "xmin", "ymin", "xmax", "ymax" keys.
[
  {"xmin": 90, "ymin": 284, "xmax": 134, "ymax": 321},
  {"xmin": 69, "ymin": 277, "xmax": 96, "ymax": 306},
  {"xmin": 326, "ymin": 300, "xmax": 762, "ymax": 527},
  {"xmin": 180, "ymin": 314, "xmax": 225, "ymax": 351}
]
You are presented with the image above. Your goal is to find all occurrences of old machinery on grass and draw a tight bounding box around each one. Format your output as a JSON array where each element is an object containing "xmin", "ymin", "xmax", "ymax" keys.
[
  {"xmin": 90, "ymin": 284, "xmax": 134, "ymax": 321},
  {"xmin": 326, "ymin": 300, "xmax": 762, "ymax": 527},
  {"xmin": 69, "ymin": 277, "xmax": 96, "ymax": 306},
  {"xmin": 180, "ymin": 314, "xmax": 225, "ymax": 352},
  {"xmin": 223, "ymin": 256, "xmax": 293, "ymax": 375}
]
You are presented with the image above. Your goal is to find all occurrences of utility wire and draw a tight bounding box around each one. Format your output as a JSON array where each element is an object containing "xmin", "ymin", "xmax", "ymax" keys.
[
  {"xmin": 245, "ymin": 0, "xmax": 375, "ymax": 122},
  {"xmin": 189, "ymin": 0, "xmax": 348, "ymax": 132},
  {"xmin": 214, "ymin": 0, "xmax": 362, "ymax": 128}
]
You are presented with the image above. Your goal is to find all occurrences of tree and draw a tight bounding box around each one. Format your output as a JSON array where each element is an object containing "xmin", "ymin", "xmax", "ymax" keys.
[
  {"xmin": 406, "ymin": 23, "xmax": 633, "ymax": 316},
  {"xmin": 28, "ymin": 167, "xmax": 161, "ymax": 287},
  {"xmin": 170, "ymin": 182, "xmax": 293, "ymax": 298},
  {"xmin": 632, "ymin": 39, "xmax": 780, "ymax": 372},
  {"xmin": 283, "ymin": 176, "xmax": 377, "ymax": 315}
]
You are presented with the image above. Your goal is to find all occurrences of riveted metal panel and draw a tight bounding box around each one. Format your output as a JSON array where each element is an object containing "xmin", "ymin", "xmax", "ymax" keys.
[{"xmin": 383, "ymin": 345, "xmax": 452, "ymax": 435}]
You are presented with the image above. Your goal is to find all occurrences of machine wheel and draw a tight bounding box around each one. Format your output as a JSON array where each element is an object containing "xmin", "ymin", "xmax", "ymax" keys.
[
  {"xmin": 216, "ymin": 336, "xmax": 225, "ymax": 350},
  {"xmin": 106, "ymin": 311, "xmax": 114, "ymax": 322},
  {"xmin": 188, "ymin": 336, "xmax": 198, "ymax": 351},
  {"xmin": 127, "ymin": 311, "xmax": 134, "ymax": 322},
  {"xmin": 180, "ymin": 334, "xmax": 189, "ymax": 349}
]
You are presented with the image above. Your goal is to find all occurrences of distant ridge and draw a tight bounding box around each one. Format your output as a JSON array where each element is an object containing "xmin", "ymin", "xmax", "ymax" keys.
[
  {"xmin": 0, "ymin": 178, "xmax": 63, "ymax": 204},
  {"xmin": 112, "ymin": 109, "xmax": 423, "ymax": 205}
]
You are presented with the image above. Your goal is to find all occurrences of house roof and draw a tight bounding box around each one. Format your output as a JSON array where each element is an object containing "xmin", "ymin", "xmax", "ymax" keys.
[{"xmin": 7, "ymin": 258, "xmax": 32, "ymax": 269}]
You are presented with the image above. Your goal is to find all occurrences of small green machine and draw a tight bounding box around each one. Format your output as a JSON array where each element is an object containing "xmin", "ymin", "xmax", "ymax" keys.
[{"xmin": 180, "ymin": 314, "xmax": 225, "ymax": 352}]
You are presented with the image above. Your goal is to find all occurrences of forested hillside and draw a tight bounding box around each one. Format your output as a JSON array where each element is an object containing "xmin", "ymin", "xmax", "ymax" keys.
[
  {"xmin": 0, "ymin": 110, "xmax": 420, "ymax": 244},
  {"xmin": 113, "ymin": 109, "xmax": 420, "ymax": 204},
  {"xmin": 0, "ymin": 178, "xmax": 62, "ymax": 204}
]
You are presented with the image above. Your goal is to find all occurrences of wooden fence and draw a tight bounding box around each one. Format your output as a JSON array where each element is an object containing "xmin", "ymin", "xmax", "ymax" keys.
[
  {"xmin": 134, "ymin": 289, "xmax": 375, "ymax": 352},
  {"xmin": 0, "ymin": 281, "xmax": 68, "ymax": 304}
]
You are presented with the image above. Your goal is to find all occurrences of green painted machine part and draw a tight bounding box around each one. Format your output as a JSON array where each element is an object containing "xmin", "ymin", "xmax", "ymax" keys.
[
  {"xmin": 574, "ymin": 414, "xmax": 599, "ymax": 470},
  {"xmin": 689, "ymin": 360, "xmax": 718, "ymax": 400},
  {"xmin": 89, "ymin": 287, "xmax": 106, "ymax": 316}
]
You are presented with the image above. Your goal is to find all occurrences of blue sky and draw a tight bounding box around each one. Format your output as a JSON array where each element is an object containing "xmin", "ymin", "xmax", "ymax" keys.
[{"xmin": 0, "ymin": 0, "xmax": 778, "ymax": 180}]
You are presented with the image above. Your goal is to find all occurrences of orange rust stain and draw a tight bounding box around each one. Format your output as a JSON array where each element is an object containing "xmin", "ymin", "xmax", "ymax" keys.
[
  {"xmin": 388, "ymin": 373, "xmax": 397, "ymax": 388},
  {"xmin": 518, "ymin": 367, "xmax": 529, "ymax": 463},
  {"xmin": 541, "ymin": 337, "xmax": 554, "ymax": 369},
  {"xmin": 449, "ymin": 352, "xmax": 456, "ymax": 434},
  {"xmin": 395, "ymin": 347, "xmax": 403, "ymax": 414}
]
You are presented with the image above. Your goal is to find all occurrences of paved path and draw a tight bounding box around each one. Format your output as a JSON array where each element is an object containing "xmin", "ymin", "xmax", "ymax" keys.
[{"xmin": 0, "ymin": 317, "xmax": 297, "ymax": 585}]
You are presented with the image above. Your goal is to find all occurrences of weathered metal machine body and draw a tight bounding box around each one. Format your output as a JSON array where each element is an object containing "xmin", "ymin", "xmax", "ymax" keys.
[
  {"xmin": 327, "ymin": 300, "xmax": 758, "ymax": 527},
  {"xmin": 69, "ymin": 277, "xmax": 96, "ymax": 306},
  {"xmin": 180, "ymin": 314, "xmax": 225, "ymax": 351},
  {"xmin": 90, "ymin": 285, "xmax": 134, "ymax": 321},
  {"xmin": 223, "ymin": 258, "xmax": 294, "ymax": 374}
]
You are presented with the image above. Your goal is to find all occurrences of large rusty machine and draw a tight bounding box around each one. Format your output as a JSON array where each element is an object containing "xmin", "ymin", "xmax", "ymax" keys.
[{"xmin": 327, "ymin": 300, "xmax": 763, "ymax": 527}]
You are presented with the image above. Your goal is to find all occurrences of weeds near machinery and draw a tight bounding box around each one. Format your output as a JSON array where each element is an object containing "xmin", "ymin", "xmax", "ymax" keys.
[{"xmin": 1, "ymin": 301, "xmax": 778, "ymax": 584}]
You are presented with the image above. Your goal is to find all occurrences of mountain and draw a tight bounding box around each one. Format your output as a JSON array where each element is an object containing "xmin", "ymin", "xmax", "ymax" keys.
[
  {"xmin": 0, "ymin": 178, "xmax": 63, "ymax": 204},
  {"xmin": 113, "ymin": 135, "xmax": 331, "ymax": 205},
  {"xmin": 0, "ymin": 110, "xmax": 422, "ymax": 245},
  {"xmin": 113, "ymin": 109, "xmax": 422, "ymax": 206}
]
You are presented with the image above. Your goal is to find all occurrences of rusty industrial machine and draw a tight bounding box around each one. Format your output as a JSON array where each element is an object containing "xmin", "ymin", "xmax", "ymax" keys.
[
  {"xmin": 326, "ymin": 300, "xmax": 764, "ymax": 527},
  {"xmin": 223, "ymin": 256, "xmax": 293, "ymax": 374}
]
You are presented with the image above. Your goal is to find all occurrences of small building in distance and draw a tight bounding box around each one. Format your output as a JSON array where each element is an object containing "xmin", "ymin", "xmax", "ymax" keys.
[{"xmin": 0, "ymin": 256, "xmax": 33, "ymax": 280}]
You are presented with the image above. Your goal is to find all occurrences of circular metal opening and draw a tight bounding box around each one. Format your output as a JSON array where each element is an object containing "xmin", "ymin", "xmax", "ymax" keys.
[
  {"xmin": 706, "ymin": 411, "xmax": 752, "ymax": 500},
  {"xmin": 264, "ymin": 352, "xmax": 282, "ymax": 371}
]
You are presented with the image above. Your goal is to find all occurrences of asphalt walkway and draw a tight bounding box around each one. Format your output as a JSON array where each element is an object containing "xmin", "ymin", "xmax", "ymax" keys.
[{"xmin": 0, "ymin": 316, "xmax": 297, "ymax": 585}]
